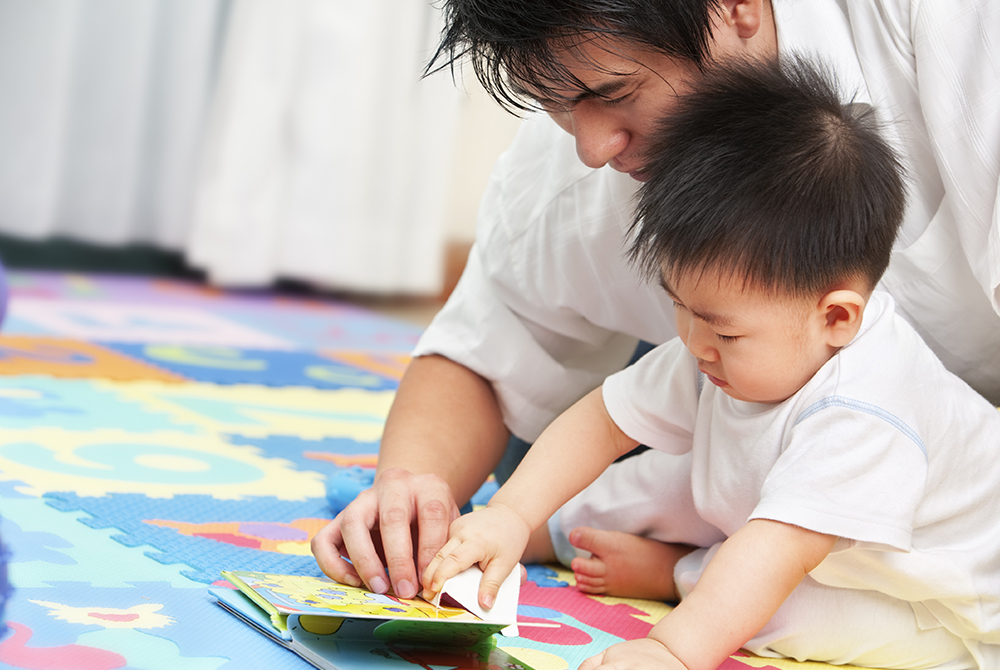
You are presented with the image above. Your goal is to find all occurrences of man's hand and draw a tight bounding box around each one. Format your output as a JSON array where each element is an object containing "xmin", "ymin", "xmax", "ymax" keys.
[
  {"xmin": 311, "ymin": 468, "xmax": 460, "ymax": 599},
  {"xmin": 579, "ymin": 638, "xmax": 689, "ymax": 670},
  {"xmin": 421, "ymin": 502, "xmax": 531, "ymax": 610}
]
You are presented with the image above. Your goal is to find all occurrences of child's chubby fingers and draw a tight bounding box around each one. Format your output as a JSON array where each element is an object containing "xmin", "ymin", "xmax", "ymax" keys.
[
  {"xmin": 420, "ymin": 537, "xmax": 481, "ymax": 599},
  {"xmin": 578, "ymin": 638, "xmax": 687, "ymax": 670},
  {"xmin": 577, "ymin": 650, "xmax": 607, "ymax": 670},
  {"xmin": 476, "ymin": 557, "xmax": 520, "ymax": 610}
]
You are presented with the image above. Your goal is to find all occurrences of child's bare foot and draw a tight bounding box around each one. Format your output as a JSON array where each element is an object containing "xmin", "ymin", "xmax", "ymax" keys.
[{"xmin": 568, "ymin": 527, "xmax": 695, "ymax": 601}]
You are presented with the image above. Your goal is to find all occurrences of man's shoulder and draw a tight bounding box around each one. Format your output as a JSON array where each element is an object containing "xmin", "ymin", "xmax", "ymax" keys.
[{"xmin": 481, "ymin": 115, "xmax": 637, "ymax": 244}]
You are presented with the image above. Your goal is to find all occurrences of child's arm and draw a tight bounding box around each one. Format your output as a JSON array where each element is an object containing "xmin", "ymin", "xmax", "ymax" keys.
[
  {"xmin": 581, "ymin": 519, "xmax": 837, "ymax": 670},
  {"xmin": 421, "ymin": 387, "xmax": 640, "ymax": 608}
]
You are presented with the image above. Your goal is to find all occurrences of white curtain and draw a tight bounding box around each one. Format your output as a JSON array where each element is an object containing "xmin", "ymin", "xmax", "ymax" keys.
[
  {"xmin": 0, "ymin": 0, "xmax": 463, "ymax": 296},
  {"xmin": 0, "ymin": 0, "xmax": 224, "ymax": 248},
  {"xmin": 188, "ymin": 0, "xmax": 461, "ymax": 295}
]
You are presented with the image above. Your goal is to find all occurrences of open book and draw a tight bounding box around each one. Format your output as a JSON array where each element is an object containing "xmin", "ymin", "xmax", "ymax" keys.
[{"xmin": 213, "ymin": 568, "xmax": 533, "ymax": 670}]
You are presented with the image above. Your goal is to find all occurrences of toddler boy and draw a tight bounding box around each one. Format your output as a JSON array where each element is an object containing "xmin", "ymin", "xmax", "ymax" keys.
[{"xmin": 422, "ymin": 57, "xmax": 1000, "ymax": 670}]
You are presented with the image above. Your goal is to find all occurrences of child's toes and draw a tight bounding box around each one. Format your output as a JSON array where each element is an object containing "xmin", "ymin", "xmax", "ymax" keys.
[
  {"xmin": 571, "ymin": 555, "xmax": 607, "ymax": 579},
  {"xmin": 568, "ymin": 526, "xmax": 618, "ymax": 558},
  {"xmin": 573, "ymin": 571, "xmax": 607, "ymax": 594}
]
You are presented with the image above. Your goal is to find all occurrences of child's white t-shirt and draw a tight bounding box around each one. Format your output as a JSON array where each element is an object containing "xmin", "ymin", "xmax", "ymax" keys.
[{"xmin": 602, "ymin": 290, "xmax": 1000, "ymax": 644}]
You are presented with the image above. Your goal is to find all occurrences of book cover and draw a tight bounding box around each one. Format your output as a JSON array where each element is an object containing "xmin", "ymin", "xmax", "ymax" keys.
[{"xmin": 214, "ymin": 568, "xmax": 533, "ymax": 670}]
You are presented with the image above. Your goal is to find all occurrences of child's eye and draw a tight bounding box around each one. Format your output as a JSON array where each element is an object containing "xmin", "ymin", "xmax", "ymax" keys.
[{"xmin": 716, "ymin": 334, "xmax": 739, "ymax": 344}]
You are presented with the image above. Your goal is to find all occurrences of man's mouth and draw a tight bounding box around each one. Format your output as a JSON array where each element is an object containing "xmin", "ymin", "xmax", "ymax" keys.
[{"xmin": 609, "ymin": 158, "xmax": 648, "ymax": 181}]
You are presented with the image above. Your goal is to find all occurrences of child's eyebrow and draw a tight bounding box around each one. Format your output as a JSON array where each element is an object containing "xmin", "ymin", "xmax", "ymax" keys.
[
  {"xmin": 658, "ymin": 276, "xmax": 679, "ymax": 301},
  {"xmin": 658, "ymin": 276, "xmax": 736, "ymax": 329}
]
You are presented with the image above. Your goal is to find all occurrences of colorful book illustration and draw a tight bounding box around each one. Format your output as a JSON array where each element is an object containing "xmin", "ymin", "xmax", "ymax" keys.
[{"xmin": 214, "ymin": 568, "xmax": 532, "ymax": 670}]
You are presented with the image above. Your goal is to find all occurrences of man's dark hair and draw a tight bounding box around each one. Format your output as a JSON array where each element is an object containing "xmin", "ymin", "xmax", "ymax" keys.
[
  {"xmin": 426, "ymin": 0, "xmax": 721, "ymax": 112},
  {"xmin": 629, "ymin": 56, "xmax": 906, "ymax": 297}
]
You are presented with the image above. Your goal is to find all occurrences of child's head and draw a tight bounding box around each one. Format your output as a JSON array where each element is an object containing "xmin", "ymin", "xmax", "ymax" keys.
[{"xmin": 630, "ymin": 57, "xmax": 906, "ymax": 403}]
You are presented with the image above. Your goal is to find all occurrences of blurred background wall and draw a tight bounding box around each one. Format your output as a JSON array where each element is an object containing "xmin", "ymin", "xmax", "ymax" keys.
[{"xmin": 0, "ymin": 0, "xmax": 522, "ymax": 297}]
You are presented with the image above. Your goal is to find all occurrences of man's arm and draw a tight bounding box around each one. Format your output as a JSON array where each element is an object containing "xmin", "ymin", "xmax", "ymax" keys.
[{"xmin": 311, "ymin": 354, "xmax": 510, "ymax": 599}]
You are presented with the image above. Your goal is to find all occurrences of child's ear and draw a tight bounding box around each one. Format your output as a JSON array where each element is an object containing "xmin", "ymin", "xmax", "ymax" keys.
[
  {"xmin": 818, "ymin": 290, "xmax": 866, "ymax": 348},
  {"xmin": 718, "ymin": 0, "xmax": 766, "ymax": 39}
]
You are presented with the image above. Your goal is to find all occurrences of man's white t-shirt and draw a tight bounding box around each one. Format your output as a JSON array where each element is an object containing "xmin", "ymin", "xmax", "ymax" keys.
[
  {"xmin": 602, "ymin": 291, "xmax": 1000, "ymax": 644},
  {"xmin": 413, "ymin": 0, "xmax": 1000, "ymax": 443}
]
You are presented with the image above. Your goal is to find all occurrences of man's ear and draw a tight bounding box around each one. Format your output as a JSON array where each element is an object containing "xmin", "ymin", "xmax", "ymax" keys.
[
  {"xmin": 818, "ymin": 290, "xmax": 866, "ymax": 348},
  {"xmin": 717, "ymin": 0, "xmax": 766, "ymax": 40}
]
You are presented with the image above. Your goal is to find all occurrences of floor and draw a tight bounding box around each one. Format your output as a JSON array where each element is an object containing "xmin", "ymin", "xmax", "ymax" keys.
[{"xmin": 0, "ymin": 235, "xmax": 460, "ymax": 331}]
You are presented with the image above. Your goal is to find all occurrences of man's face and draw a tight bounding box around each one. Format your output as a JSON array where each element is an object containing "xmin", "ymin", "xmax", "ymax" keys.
[
  {"xmin": 518, "ymin": 3, "xmax": 776, "ymax": 180},
  {"xmin": 521, "ymin": 39, "xmax": 701, "ymax": 180},
  {"xmin": 663, "ymin": 267, "xmax": 837, "ymax": 404}
]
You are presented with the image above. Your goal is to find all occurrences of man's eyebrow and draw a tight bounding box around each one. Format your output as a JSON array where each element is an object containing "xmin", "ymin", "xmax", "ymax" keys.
[
  {"xmin": 658, "ymin": 276, "xmax": 736, "ymax": 328},
  {"xmin": 573, "ymin": 79, "xmax": 629, "ymax": 102},
  {"xmin": 513, "ymin": 77, "xmax": 630, "ymax": 106}
]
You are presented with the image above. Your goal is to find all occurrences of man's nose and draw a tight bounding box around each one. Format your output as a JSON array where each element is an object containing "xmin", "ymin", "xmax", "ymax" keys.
[{"xmin": 562, "ymin": 106, "xmax": 629, "ymax": 169}]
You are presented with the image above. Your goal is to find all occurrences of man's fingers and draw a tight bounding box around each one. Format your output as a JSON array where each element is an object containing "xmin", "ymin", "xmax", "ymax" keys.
[
  {"xmin": 377, "ymin": 497, "xmax": 419, "ymax": 599},
  {"xmin": 311, "ymin": 518, "xmax": 363, "ymax": 587},
  {"xmin": 413, "ymin": 480, "xmax": 459, "ymax": 577},
  {"xmin": 336, "ymin": 490, "xmax": 392, "ymax": 593}
]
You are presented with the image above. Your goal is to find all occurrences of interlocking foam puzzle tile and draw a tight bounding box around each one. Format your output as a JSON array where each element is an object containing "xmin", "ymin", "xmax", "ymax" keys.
[
  {"xmin": 2, "ymin": 582, "xmax": 297, "ymax": 670},
  {"xmin": 106, "ymin": 380, "xmax": 394, "ymax": 442},
  {"xmin": 103, "ymin": 343, "xmax": 399, "ymax": 390},
  {"xmin": 0, "ymin": 428, "xmax": 326, "ymax": 500},
  {"xmin": 0, "ymin": 376, "xmax": 185, "ymax": 432},
  {"xmin": 5, "ymin": 272, "xmax": 424, "ymax": 352},
  {"xmin": 0, "ymin": 336, "xmax": 185, "ymax": 382},
  {"xmin": 0, "ymin": 273, "xmax": 894, "ymax": 670},
  {"xmin": 320, "ymin": 350, "xmax": 409, "ymax": 381},
  {"xmin": 7, "ymin": 298, "xmax": 300, "ymax": 350},
  {"xmin": 42, "ymin": 493, "xmax": 332, "ymax": 584}
]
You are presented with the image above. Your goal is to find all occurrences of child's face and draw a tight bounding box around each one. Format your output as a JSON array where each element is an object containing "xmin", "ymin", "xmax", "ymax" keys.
[{"xmin": 663, "ymin": 268, "xmax": 839, "ymax": 404}]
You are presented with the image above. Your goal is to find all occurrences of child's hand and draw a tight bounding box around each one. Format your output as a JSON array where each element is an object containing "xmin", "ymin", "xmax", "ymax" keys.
[
  {"xmin": 421, "ymin": 502, "xmax": 531, "ymax": 609},
  {"xmin": 579, "ymin": 638, "xmax": 688, "ymax": 670}
]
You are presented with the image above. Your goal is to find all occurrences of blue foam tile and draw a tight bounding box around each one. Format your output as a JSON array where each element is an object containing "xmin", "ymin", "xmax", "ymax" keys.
[{"xmin": 103, "ymin": 344, "xmax": 399, "ymax": 391}]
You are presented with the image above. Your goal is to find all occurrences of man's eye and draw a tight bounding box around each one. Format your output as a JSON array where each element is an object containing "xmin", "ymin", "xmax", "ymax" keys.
[
  {"xmin": 601, "ymin": 95, "xmax": 629, "ymax": 107},
  {"xmin": 716, "ymin": 334, "xmax": 739, "ymax": 344}
]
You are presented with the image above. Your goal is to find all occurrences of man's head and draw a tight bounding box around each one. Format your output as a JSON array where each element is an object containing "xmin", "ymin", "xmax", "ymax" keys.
[
  {"xmin": 427, "ymin": 0, "xmax": 777, "ymax": 176},
  {"xmin": 631, "ymin": 57, "xmax": 906, "ymax": 403}
]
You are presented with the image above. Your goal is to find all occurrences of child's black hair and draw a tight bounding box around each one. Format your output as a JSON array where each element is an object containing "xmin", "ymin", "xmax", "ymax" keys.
[{"xmin": 629, "ymin": 56, "xmax": 906, "ymax": 297}]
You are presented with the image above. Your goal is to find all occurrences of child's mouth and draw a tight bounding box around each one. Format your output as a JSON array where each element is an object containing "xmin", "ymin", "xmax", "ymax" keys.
[{"xmin": 705, "ymin": 373, "xmax": 728, "ymax": 387}]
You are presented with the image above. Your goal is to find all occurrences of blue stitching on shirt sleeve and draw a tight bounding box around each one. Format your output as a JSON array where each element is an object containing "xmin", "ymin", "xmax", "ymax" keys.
[{"xmin": 794, "ymin": 396, "xmax": 926, "ymax": 458}]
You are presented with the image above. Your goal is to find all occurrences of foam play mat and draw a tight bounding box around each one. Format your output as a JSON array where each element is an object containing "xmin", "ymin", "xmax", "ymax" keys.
[{"xmin": 0, "ymin": 272, "xmax": 885, "ymax": 670}]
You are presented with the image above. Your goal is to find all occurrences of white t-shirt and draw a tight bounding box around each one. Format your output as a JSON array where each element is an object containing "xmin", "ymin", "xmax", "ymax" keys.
[
  {"xmin": 414, "ymin": 0, "xmax": 1000, "ymax": 442},
  {"xmin": 602, "ymin": 291, "xmax": 1000, "ymax": 644}
]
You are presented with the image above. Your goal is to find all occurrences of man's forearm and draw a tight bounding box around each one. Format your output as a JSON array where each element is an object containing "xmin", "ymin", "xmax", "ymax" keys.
[{"xmin": 377, "ymin": 354, "xmax": 510, "ymax": 506}]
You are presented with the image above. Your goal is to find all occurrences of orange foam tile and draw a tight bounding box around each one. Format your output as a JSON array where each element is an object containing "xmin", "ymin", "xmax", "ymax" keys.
[
  {"xmin": 0, "ymin": 336, "xmax": 186, "ymax": 382},
  {"xmin": 321, "ymin": 350, "xmax": 410, "ymax": 381}
]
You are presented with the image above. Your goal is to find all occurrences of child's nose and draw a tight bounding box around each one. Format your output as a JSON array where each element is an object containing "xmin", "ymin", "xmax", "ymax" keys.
[{"xmin": 686, "ymin": 322, "xmax": 720, "ymax": 362}]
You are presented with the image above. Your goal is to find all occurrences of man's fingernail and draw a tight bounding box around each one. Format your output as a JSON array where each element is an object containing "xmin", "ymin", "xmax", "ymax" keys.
[
  {"xmin": 482, "ymin": 593, "xmax": 494, "ymax": 609},
  {"xmin": 370, "ymin": 576, "xmax": 388, "ymax": 594},
  {"xmin": 396, "ymin": 579, "xmax": 416, "ymax": 599}
]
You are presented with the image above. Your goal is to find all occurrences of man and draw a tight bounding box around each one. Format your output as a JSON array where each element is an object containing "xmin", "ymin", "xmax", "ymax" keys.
[{"xmin": 313, "ymin": 0, "xmax": 1000, "ymax": 604}]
